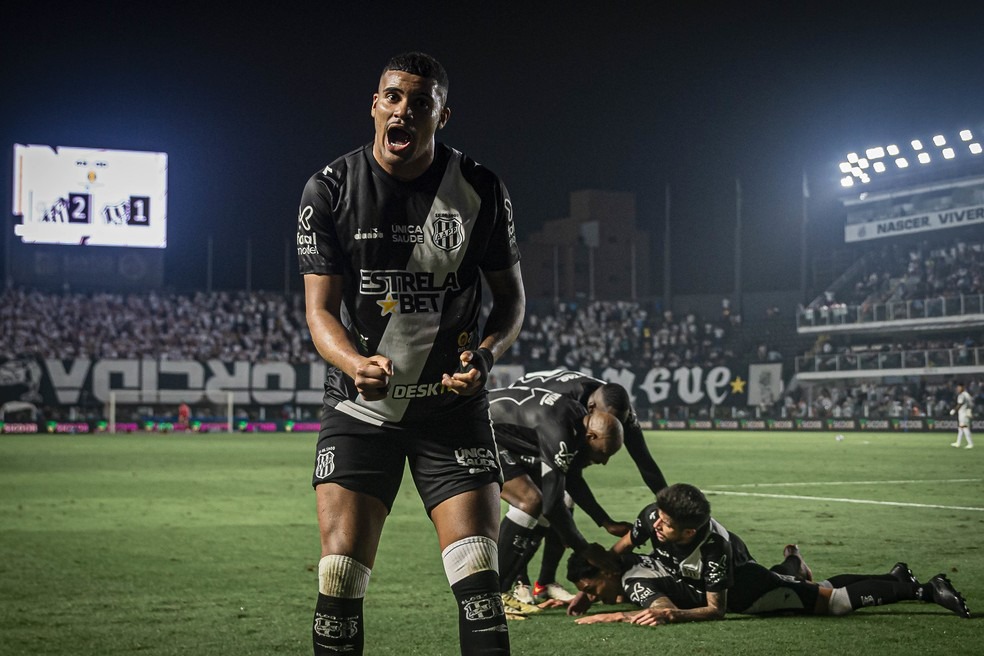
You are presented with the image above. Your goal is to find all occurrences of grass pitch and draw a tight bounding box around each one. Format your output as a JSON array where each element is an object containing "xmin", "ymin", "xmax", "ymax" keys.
[{"xmin": 0, "ymin": 430, "xmax": 980, "ymax": 655}]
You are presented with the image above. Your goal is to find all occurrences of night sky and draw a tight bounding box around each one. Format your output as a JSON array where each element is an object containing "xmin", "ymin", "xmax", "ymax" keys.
[{"xmin": 2, "ymin": 3, "xmax": 983, "ymax": 296}]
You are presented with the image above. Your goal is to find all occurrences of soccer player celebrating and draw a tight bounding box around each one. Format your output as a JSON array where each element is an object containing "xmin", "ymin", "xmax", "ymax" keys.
[
  {"xmin": 507, "ymin": 369, "xmax": 668, "ymax": 602},
  {"xmin": 298, "ymin": 52, "xmax": 524, "ymax": 655},
  {"xmin": 488, "ymin": 386, "xmax": 624, "ymax": 615},
  {"xmin": 950, "ymin": 381, "xmax": 975, "ymax": 449},
  {"xmin": 566, "ymin": 483, "xmax": 970, "ymax": 625}
]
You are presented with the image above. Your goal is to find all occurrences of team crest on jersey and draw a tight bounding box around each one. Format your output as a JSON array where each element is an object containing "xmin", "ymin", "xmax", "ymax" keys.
[{"xmin": 431, "ymin": 212, "xmax": 464, "ymax": 251}]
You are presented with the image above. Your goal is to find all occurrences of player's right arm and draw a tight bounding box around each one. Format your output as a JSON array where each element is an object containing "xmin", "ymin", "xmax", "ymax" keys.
[
  {"xmin": 303, "ymin": 274, "xmax": 392, "ymax": 401},
  {"xmin": 630, "ymin": 591, "xmax": 727, "ymax": 625}
]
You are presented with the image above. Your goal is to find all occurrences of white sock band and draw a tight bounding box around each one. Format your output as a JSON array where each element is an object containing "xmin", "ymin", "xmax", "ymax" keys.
[
  {"xmin": 505, "ymin": 505, "xmax": 539, "ymax": 529},
  {"xmin": 442, "ymin": 536, "xmax": 498, "ymax": 586},
  {"xmin": 318, "ymin": 555, "xmax": 371, "ymax": 598}
]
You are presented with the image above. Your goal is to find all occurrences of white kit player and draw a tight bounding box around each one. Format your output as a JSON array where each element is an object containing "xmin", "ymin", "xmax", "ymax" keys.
[{"xmin": 950, "ymin": 381, "xmax": 974, "ymax": 449}]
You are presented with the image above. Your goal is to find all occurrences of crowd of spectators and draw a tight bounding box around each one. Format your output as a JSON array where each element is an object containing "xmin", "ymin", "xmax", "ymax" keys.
[
  {"xmin": 802, "ymin": 238, "xmax": 984, "ymax": 324},
  {"xmin": 0, "ymin": 287, "xmax": 315, "ymax": 363},
  {"xmin": 800, "ymin": 335, "xmax": 981, "ymax": 372},
  {"xmin": 2, "ymin": 285, "xmax": 979, "ymax": 423},
  {"xmin": 500, "ymin": 299, "xmax": 739, "ymax": 372},
  {"xmin": 782, "ymin": 379, "xmax": 982, "ymax": 420}
]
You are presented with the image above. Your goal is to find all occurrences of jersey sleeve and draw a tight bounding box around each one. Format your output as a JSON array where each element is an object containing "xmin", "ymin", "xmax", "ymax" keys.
[
  {"xmin": 701, "ymin": 536, "xmax": 735, "ymax": 593},
  {"xmin": 629, "ymin": 503, "xmax": 659, "ymax": 548},
  {"xmin": 297, "ymin": 166, "xmax": 346, "ymax": 276},
  {"xmin": 479, "ymin": 176, "xmax": 520, "ymax": 272}
]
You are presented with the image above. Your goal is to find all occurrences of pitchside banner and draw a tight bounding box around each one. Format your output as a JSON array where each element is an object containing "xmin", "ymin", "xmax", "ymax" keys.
[
  {"xmin": 844, "ymin": 202, "xmax": 984, "ymax": 242},
  {"xmin": 0, "ymin": 357, "xmax": 756, "ymax": 410}
]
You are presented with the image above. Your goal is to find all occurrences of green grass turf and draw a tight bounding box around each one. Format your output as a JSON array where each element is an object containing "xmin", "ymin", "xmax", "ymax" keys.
[{"xmin": 0, "ymin": 430, "xmax": 981, "ymax": 655}]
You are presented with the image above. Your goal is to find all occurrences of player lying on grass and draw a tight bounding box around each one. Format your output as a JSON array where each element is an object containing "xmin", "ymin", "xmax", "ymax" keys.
[{"xmin": 565, "ymin": 483, "xmax": 971, "ymax": 625}]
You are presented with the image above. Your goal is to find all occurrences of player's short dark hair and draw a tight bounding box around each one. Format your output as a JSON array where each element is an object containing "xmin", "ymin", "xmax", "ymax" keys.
[
  {"xmin": 656, "ymin": 483, "xmax": 711, "ymax": 530},
  {"xmin": 566, "ymin": 552, "xmax": 600, "ymax": 584},
  {"xmin": 597, "ymin": 383, "xmax": 630, "ymax": 423},
  {"xmin": 383, "ymin": 52, "xmax": 449, "ymax": 99}
]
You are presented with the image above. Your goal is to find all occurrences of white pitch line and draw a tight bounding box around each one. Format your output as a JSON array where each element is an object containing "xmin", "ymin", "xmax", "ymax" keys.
[
  {"xmin": 705, "ymin": 489, "xmax": 984, "ymax": 512},
  {"xmin": 708, "ymin": 478, "xmax": 982, "ymax": 488}
]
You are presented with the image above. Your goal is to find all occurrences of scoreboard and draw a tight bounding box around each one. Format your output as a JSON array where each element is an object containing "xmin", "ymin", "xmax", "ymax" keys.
[{"xmin": 12, "ymin": 144, "xmax": 168, "ymax": 248}]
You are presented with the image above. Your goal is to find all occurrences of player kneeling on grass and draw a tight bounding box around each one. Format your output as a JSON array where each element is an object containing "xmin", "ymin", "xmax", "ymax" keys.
[{"xmin": 566, "ymin": 483, "xmax": 970, "ymax": 625}]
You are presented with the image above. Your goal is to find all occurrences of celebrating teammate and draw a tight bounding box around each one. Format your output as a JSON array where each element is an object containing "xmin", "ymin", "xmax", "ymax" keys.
[
  {"xmin": 566, "ymin": 483, "xmax": 970, "ymax": 625},
  {"xmin": 488, "ymin": 386, "xmax": 624, "ymax": 615},
  {"xmin": 950, "ymin": 381, "xmax": 975, "ymax": 449},
  {"xmin": 298, "ymin": 52, "xmax": 524, "ymax": 655},
  {"xmin": 506, "ymin": 369, "xmax": 669, "ymax": 602},
  {"xmin": 511, "ymin": 369, "xmax": 668, "ymax": 527}
]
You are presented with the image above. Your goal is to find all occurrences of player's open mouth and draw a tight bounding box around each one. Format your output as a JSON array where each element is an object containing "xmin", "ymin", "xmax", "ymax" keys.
[{"xmin": 386, "ymin": 125, "xmax": 413, "ymax": 152}]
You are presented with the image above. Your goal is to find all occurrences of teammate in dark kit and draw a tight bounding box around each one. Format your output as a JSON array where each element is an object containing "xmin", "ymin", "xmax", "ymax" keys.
[
  {"xmin": 507, "ymin": 369, "xmax": 669, "ymax": 602},
  {"xmin": 297, "ymin": 52, "xmax": 525, "ymax": 655},
  {"xmin": 566, "ymin": 484, "xmax": 971, "ymax": 626},
  {"xmin": 487, "ymin": 386, "xmax": 623, "ymax": 615}
]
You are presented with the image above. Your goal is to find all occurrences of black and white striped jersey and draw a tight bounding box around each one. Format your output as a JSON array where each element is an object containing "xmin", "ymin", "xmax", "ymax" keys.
[{"xmin": 297, "ymin": 143, "xmax": 519, "ymax": 426}]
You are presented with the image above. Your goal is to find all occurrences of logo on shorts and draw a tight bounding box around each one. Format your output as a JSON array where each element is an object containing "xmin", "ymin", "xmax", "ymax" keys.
[
  {"xmin": 315, "ymin": 447, "xmax": 335, "ymax": 479},
  {"xmin": 455, "ymin": 447, "xmax": 497, "ymax": 474}
]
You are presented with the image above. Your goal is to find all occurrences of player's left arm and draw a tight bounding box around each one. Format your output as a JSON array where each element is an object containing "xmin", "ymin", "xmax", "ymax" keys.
[{"xmin": 442, "ymin": 262, "xmax": 525, "ymax": 395}]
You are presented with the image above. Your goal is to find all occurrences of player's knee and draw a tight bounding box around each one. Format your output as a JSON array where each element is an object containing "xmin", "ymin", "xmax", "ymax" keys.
[
  {"xmin": 319, "ymin": 554, "xmax": 371, "ymax": 598},
  {"xmin": 827, "ymin": 587, "xmax": 853, "ymax": 615},
  {"xmin": 442, "ymin": 536, "xmax": 499, "ymax": 586},
  {"xmin": 505, "ymin": 505, "xmax": 539, "ymax": 529}
]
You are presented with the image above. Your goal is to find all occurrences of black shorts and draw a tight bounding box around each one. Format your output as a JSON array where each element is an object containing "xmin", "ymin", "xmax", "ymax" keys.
[
  {"xmin": 630, "ymin": 562, "xmax": 819, "ymax": 614},
  {"xmin": 729, "ymin": 562, "xmax": 820, "ymax": 614},
  {"xmin": 312, "ymin": 404, "xmax": 503, "ymax": 513},
  {"xmin": 497, "ymin": 448, "xmax": 539, "ymax": 484}
]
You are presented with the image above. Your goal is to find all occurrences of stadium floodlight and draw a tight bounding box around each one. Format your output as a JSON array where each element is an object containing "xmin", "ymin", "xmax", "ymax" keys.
[
  {"xmin": 918, "ymin": 152, "xmax": 931, "ymax": 164},
  {"xmin": 847, "ymin": 152, "xmax": 859, "ymax": 163},
  {"xmin": 840, "ymin": 176, "xmax": 854, "ymax": 187},
  {"xmin": 858, "ymin": 158, "xmax": 870, "ymax": 169},
  {"xmin": 860, "ymin": 173, "xmax": 871, "ymax": 183},
  {"xmin": 896, "ymin": 157, "xmax": 909, "ymax": 168},
  {"xmin": 851, "ymin": 166, "xmax": 862, "ymax": 176},
  {"xmin": 960, "ymin": 129, "xmax": 973, "ymax": 141},
  {"xmin": 933, "ymin": 134, "xmax": 946, "ymax": 146},
  {"xmin": 839, "ymin": 162, "xmax": 853, "ymax": 173},
  {"xmin": 873, "ymin": 161, "xmax": 886, "ymax": 172},
  {"xmin": 971, "ymin": 143, "xmax": 983, "ymax": 155},
  {"xmin": 943, "ymin": 147, "xmax": 955, "ymax": 159},
  {"xmin": 887, "ymin": 144, "xmax": 900, "ymax": 156},
  {"xmin": 866, "ymin": 146, "xmax": 885, "ymax": 159},
  {"xmin": 911, "ymin": 139, "xmax": 924, "ymax": 150}
]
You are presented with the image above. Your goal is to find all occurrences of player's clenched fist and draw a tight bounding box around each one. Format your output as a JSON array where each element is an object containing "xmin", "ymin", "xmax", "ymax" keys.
[{"xmin": 355, "ymin": 356, "xmax": 393, "ymax": 401}]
